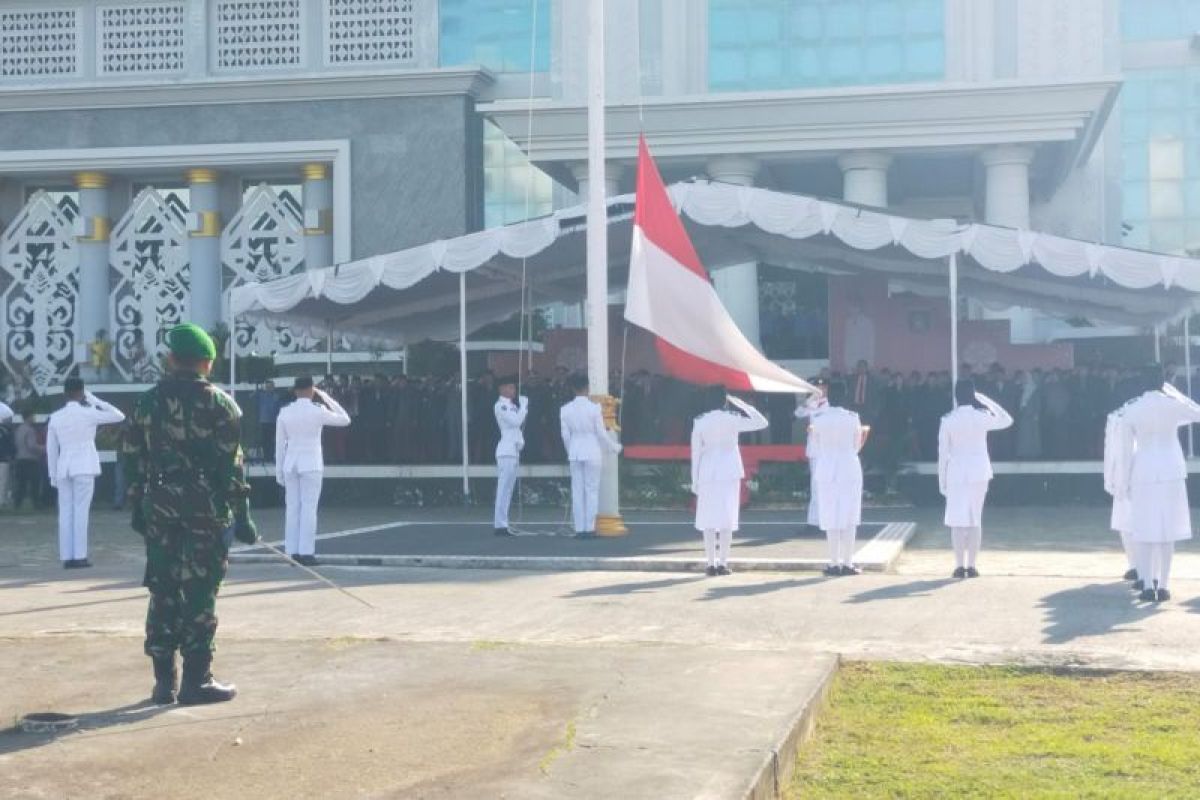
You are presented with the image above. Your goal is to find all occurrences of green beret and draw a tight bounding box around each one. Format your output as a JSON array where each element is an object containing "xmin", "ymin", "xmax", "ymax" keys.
[{"xmin": 167, "ymin": 323, "xmax": 217, "ymax": 361}]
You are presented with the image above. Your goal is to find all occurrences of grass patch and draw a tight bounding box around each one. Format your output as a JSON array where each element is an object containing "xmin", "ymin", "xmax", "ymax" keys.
[{"xmin": 788, "ymin": 662, "xmax": 1200, "ymax": 799}]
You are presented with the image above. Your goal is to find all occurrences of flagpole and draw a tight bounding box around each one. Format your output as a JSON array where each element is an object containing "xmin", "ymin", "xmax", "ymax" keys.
[{"xmin": 587, "ymin": 0, "xmax": 624, "ymax": 535}]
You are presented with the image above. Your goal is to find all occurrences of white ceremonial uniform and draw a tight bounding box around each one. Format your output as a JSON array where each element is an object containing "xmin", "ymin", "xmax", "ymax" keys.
[
  {"xmin": 796, "ymin": 399, "xmax": 827, "ymax": 527},
  {"xmin": 46, "ymin": 393, "xmax": 126, "ymax": 562},
  {"xmin": 493, "ymin": 395, "xmax": 528, "ymax": 530},
  {"xmin": 937, "ymin": 393, "xmax": 1013, "ymax": 570},
  {"xmin": 275, "ymin": 394, "xmax": 352, "ymax": 556},
  {"xmin": 691, "ymin": 396, "xmax": 768, "ymax": 567},
  {"xmin": 0, "ymin": 400, "xmax": 12, "ymax": 422},
  {"xmin": 1103, "ymin": 404, "xmax": 1136, "ymax": 572},
  {"xmin": 808, "ymin": 406, "xmax": 864, "ymax": 568},
  {"xmin": 560, "ymin": 395, "xmax": 621, "ymax": 533},
  {"xmin": 1118, "ymin": 387, "xmax": 1200, "ymax": 592}
]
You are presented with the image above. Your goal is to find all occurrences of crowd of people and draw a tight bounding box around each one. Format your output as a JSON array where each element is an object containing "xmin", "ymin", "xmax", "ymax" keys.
[{"xmin": 232, "ymin": 360, "xmax": 1195, "ymax": 469}]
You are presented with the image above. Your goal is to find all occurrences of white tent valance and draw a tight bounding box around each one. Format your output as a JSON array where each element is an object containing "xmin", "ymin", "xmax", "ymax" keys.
[{"xmin": 230, "ymin": 180, "xmax": 1200, "ymax": 341}]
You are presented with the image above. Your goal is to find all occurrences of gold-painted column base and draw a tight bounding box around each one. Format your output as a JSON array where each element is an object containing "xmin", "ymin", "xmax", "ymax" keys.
[{"xmin": 595, "ymin": 515, "xmax": 627, "ymax": 536}]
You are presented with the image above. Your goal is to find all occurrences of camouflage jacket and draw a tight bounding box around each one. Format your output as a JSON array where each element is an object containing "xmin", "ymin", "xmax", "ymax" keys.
[{"xmin": 120, "ymin": 371, "xmax": 250, "ymax": 534}]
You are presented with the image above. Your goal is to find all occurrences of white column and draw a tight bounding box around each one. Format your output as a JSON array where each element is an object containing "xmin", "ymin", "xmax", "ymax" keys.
[
  {"xmin": 74, "ymin": 171, "xmax": 111, "ymax": 380},
  {"xmin": 982, "ymin": 145, "xmax": 1036, "ymax": 342},
  {"xmin": 301, "ymin": 162, "xmax": 333, "ymax": 271},
  {"xmin": 570, "ymin": 161, "xmax": 624, "ymax": 201},
  {"xmin": 706, "ymin": 155, "xmax": 762, "ymax": 347},
  {"xmin": 838, "ymin": 151, "xmax": 892, "ymax": 208},
  {"xmin": 186, "ymin": 168, "xmax": 222, "ymax": 332}
]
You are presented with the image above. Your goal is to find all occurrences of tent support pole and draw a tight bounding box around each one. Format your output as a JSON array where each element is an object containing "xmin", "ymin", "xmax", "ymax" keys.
[
  {"xmin": 1187, "ymin": 315, "xmax": 1194, "ymax": 458},
  {"xmin": 325, "ymin": 320, "xmax": 333, "ymax": 377},
  {"xmin": 460, "ymin": 272, "xmax": 470, "ymax": 499},
  {"xmin": 228, "ymin": 301, "xmax": 237, "ymax": 396},
  {"xmin": 949, "ymin": 252, "xmax": 959, "ymax": 404}
]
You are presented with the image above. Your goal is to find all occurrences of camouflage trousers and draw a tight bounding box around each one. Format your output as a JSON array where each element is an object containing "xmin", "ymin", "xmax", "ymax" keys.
[{"xmin": 142, "ymin": 525, "xmax": 229, "ymax": 659}]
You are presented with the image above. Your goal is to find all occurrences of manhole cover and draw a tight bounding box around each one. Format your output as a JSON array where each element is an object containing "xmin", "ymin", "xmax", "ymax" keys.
[{"xmin": 19, "ymin": 713, "xmax": 78, "ymax": 735}]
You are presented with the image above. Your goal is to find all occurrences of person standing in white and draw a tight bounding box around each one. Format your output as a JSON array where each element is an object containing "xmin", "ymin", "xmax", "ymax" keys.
[
  {"xmin": 0, "ymin": 399, "xmax": 13, "ymax": 509},
  {"xmin": 795, "ymin": 384, "xmax": 828, "ymax": 530},
  {"xmin": 493, "ymin": 377, "xmax": 528, "ymax": 536},
  {"xmin": 1103, "ymin": 401, "xmax": 1139, "ymax": 582},
  {"xmin": 275, "ymin": 375, "xmax": 351, "ymax": 566},
  {"xmin": 938, "ymin": 379, "xmax": 1013, "ymax": 579},
  {"xmin": 559, "ymin": 373, "xmax": 621, "ymax": 538},
  {"xmin": 690, "ymin": 386, "xmax": 769, "ymax": 576},
  {"xmin": 808, "ymin": 381, "xmax": 869, "ymax": 576},
  {"xmin": 46, "ymin": 377, "xmax": 126, "ymax": 569},
  {"xmin": 1117, "ymin": 369, "xmax": 1200, "ymax": 603}
]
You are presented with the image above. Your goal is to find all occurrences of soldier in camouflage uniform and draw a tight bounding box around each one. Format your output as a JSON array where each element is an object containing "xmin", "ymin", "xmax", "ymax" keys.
[{"xmin": 121, "ymin": 323, "xmax": 258, "ymax": 705}]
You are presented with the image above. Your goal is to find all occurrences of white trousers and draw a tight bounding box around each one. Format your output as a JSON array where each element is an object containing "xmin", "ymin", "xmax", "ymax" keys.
[
  {"xmin": 56, "ymin": 475, "xmax": 94, "ymax": 561},
  {"xmin": 1136, "ymin": 542, "xmax": 1175, "ymax": 590},
  {"xmin": 569, "ymin": 459, "xmax": 602, "ymax": 533},
  {"xmin": 284, "ymin": 471, "xmax": 324, "ymax": 556},
  {"xmin": 825, "ymin": 527, "xmax": 858, "ymax": 566},
  {"xmin": 0, "ymin": 461, "xmax": 10, "ymax": 508},
  {"xmin": 1118, "ymin": 531, "xmax": 1137, "ymax": 570},
  {"xmin": 494, "ymin": 456, "xmax": 519, "ymax": 529},
  {"xmin": 701, "ymin": 528, "xmax": 735, "ymax": 566},
  {"xmin": 951, "ymin": 527, "xmax": 982, "ymax": 569}
]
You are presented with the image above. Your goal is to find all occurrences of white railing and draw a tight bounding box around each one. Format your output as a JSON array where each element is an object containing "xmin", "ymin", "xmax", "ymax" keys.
[{"xmin": 0, "ymin": 0, "xmax": 437, "ymax": 86}]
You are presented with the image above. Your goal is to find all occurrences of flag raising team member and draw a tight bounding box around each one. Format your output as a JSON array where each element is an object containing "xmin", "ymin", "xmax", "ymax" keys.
[
  {"xmin": 493, "ymin": 376, "xmax": 528, "ymax": 536},
  {"xmin": 938, "ymin": 379, "xmax": 1013, "ymax": 578},
  {"xmin": 47, "ymin": 377, "xmax": 125, "ymax": 568},
  {"xmin": 690, "ymin": 386, "xmax": 768, "ymax": 576},
  {"xmin": 275, "ymin": 375, "xmax": 352, "ymax": 566},
  {"xmin": 559, "ymin": 373, "xmax": 621, "ymax": 538},
  {"xmin": 807, "ymin": 381, "xmax": 868, "ymax": 576},
  {"xmin": 1117, "ymin": 369, "xmax": 1200, "ymax": 602}
]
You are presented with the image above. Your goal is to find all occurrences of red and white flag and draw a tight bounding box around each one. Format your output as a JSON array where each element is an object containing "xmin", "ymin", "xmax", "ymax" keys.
[{"xmin": 624, "ymin": 136, "xmax": 816, "ymax": 394}]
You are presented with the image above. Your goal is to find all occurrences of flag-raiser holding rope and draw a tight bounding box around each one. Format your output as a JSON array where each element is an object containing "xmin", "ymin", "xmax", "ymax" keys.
[{"xmin": 624, "ymin": 136, "xmax": 818, "ymax": 395}]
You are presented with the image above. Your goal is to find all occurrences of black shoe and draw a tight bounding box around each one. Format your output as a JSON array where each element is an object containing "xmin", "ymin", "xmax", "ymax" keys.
[
  {"xmin": 574, "ymin": 532, "xmax": 596, "ymax": 540},
  {"xmin": 965, "ymin": 567, "xmax": 980, "ymax": 579},
  {"xmin": 840, "ymin": 565, "xmax": 861, "ymax": 576},
  {"xmin": 705, "ymin": 566, "xmax": 718, "ymax": 577},
  {"xmin": 293, "ymin": 554, "xmax": 319, "ymax": 567},
  {"xmin": 1138, "ymin": 588, "xmax": 1157, "ymax": 603},
  {"xmin": 177, "ymin": 655, "xmax": 237, "ymax": 706},
  {"xmin": 75, "ymin": 559, "xmax": 92, "ymax": 569},
  {"xmin": 1157, "ymin": 589, "xmax": 1171, "ymax": 602},
  {"xmin": 1132, "ymin": 580, "xmax": 1145, "ymax": 592},
  {"xmin": 952, "ymin": 567, "xmax": 967, "ymax": 579},
  {"xmin": 823, "ymin": 565, "xmax": 841, "ymax": 577},
  {"xmin": 151, "ymin": 654, "xmax": 178, "ymax": 705},
  {"xmin": 1123, "ymin": 568, "xmax": 1139, "ymax": 581},
  {"xmin": 63, "ymin": 560, "xmax": 75, "ymax": 569},
  {"xmin": 493, "ymin": 527, "xmax": 515, "ymax": 537},
  {"xmin": 716, "ymin": 565, "xmax": 732, "ymax": 576}
]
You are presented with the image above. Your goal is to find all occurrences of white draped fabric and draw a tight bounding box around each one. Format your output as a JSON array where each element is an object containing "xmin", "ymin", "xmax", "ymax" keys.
[{"xmin": 230, "ymin": 181, "xmax": 1200, "ymax": 339}]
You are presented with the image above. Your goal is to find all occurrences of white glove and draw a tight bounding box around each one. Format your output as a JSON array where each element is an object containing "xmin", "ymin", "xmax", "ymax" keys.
[{"xmin": 275, "ymin": 474, "xmax": 285, "ymax": 487}]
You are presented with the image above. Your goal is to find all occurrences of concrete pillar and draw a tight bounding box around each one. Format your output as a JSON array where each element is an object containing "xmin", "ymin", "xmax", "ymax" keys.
[
  {"xmin": 570, "ymin": 160, "xmax": 624, "ymax": 201},
  {"xmin": 186, "ymin": 167, "xmax": 222, "ymax": 332},
  {"xmin": 981, "ymin": 145, "xmax": 1036, "ymax": 342},
  {"xmin": 74, "ymin": 171, "xmax": 111, "ymax": 378},
  {"xmin": 706, "ymin": 155, "xmax": 762, "ymax": 347},
  {"xmin": 838, "ymin": 151, "xmax": 892, "ymax": 208},
  {"xmin": 982, "ymin": 145, "xmax": 1034, "ymax": 229},
  {"xmin": 302, "ymin": 162, "xmax": 334, "ymax": 271}
]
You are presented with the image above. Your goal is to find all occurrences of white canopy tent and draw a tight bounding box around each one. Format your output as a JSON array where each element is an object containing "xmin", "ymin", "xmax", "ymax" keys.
[{"xmin": 230, "ymin": 180, "xmax": 1200, "ymax": 482}]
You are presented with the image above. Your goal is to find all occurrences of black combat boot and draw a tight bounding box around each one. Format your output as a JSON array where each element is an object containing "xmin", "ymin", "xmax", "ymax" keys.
[
  {"xmin": 177, "ymin": 654, "xmax": 237, "ymax": 705},
  {"xmin": 151, "ymin": 654, "xmax": 178, "ymax": 705}
]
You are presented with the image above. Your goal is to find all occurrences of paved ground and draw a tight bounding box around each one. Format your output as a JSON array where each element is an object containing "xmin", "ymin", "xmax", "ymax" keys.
[{"xmin": 4, "ymin": 503, "xmax": 1200, "ymax": 798}]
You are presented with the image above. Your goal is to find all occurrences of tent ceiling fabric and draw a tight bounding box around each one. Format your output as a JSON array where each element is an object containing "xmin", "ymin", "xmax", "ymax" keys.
[{"xmin": 230, "ymin": 181, "xmax": 1200, "ymax": 345}]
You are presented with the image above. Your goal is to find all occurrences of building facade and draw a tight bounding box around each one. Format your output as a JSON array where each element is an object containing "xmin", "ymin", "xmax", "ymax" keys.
[{"xmin": 0, "ymin": 0, "xmax": 1193, "ymax": 394}]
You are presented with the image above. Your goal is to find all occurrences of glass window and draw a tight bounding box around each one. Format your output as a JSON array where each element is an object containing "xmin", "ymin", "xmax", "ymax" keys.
[
  {"xmin": 1121, "ymin": 0, "xmax": 1200, "ymax": 42},
  {"xmin": 708, "ymin": 0, "xmax": 944, "ymax": 92},
  {"xmin": 1121, "ymin": 68, "xmax": 1200, "ymax": 252},
  {"xmin": 482, "ymin": 121, "xmax": 554, "ymax": 229},
  {"xmin": 440, "ymin": 0, "xmax": 550, "ymax": 73}
]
